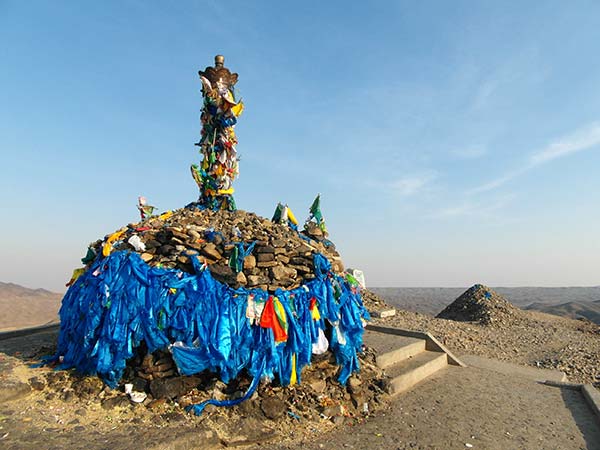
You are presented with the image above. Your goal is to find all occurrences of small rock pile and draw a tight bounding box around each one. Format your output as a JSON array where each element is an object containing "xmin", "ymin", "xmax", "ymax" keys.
[
  {"xmin": 436, "ymin": 284, "xmax": 522, "ymax": 326},
  {"xmin": 87, "ymin": 207, "xmax": 344, "ymax": 293}
]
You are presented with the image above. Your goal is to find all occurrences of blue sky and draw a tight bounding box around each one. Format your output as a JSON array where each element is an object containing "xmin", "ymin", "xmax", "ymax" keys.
[{"xmin": 1, "ymin": 1, "xmax": 599, "ymax": 291}]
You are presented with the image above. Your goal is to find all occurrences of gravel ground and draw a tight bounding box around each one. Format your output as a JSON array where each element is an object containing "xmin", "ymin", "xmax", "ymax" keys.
[{"xmin": 363, "ymin": 289, "xmax": 600, "ymax": 386}]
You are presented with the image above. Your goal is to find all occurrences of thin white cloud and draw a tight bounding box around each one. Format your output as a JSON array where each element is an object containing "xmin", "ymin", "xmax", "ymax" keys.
[
  {"xmin": 471, "ymin": 121, "xmax": 600, "ymax": 194},
  {"xmin": 389, "ymin": 172, "xmax": 437, "ymax": 196},
  {"xmin": 470, "ymin": 167, "xmax": 528, "ymax": 194},
  {"xmin": 530, "ymin": 122, "xmax": 600, "ymax": 165}
]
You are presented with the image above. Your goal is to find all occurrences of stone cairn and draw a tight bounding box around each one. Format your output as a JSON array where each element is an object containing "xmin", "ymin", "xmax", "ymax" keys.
[{"xmin": 436, "ymin": 284, "xmax": 522, "ymax": 326}]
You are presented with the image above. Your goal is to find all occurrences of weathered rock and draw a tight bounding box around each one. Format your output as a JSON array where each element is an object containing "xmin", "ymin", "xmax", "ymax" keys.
[
  {"xmin": 141, "ymin": 252, "xmax": 154, "ymax": 262},
  {"xmin": 200, "ymin": 243, "xmax": 222, "ymax": 260},
  {"xmin": 72, "ymin": 376, "xmax": 104, "ymax": 399},
  {"xmin": 149, "ymin": 376, "xmax": 201, "ymax": 399},
  {"xmin": 272, "ymin": 239, "xmax": 287, "ymax": 248},
  {"xmin": 309, "ymin": 379, "xmax": 326, "ymax": 393},
  {"xmin": 260, "ymin": 397, "xmax": 287, "ymax": 419},
  {"xmin": 271, "ymin": 265, "xmax": 297, "ymax": 281},
  {"xmin": 101, "ymin": 395, "xmax": 130, "ymax": 410},
  {"xmin": 243, "ymin": 254, "xmax": 256, "ymax": 270},
  {"xmin": 208, "ymin": 264, "xmax": 235, "ymax": 283},
  {"xmin": 0, "ymin": 379, "xmax": 31, "ymax": 403},
  {"xmin": 236, "ymin": 271, "xmax": 247, "ymax": 285},
  {"xmin": 257, "ymin": 252, "xmax": 275, "ymax": 263},
  {"xmin": 89, "ymin": 208, "xmax": 350, "ymax": 296},
  {"xmin": 248, "ymin": 275, "xmax": 269, "ymax": 286},
  {"xmin": 28, "ymin": 377, "xmax": 46, "ymax": 391},
  {"xmin": 257, "ymin": 260, "xmax": 278, "ymax": 268}
]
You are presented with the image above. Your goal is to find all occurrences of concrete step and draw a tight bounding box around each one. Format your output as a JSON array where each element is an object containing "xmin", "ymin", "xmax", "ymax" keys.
[
  {"xmin": 363, "ymin": 329, "xmax": 426, "ymax": 369},
  {"xmin": 384, "ymin": 350, "xmax": 448, "ymax": 395}
]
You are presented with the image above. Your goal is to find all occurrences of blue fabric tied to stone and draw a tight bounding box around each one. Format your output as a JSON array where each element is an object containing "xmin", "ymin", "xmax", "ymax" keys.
[{"xmin": 53, "ymin": 251, "xmax": 370, "ymax": 413}]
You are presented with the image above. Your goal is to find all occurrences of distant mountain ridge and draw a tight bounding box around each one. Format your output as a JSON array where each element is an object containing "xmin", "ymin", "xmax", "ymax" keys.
[
  {"xmin": 0, "ymin": 281, "xmax": 62, "ymax": 331},
  {"xmin": 0, "ymin": 281, "xmax": 58, "ymax": 297},
  {"xmin": 524, "ymin": 300, "xmax": 600, "ymax": 324}
]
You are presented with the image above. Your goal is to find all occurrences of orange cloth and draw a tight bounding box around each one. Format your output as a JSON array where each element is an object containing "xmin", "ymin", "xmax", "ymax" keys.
[{"xmin": 260, "ymin": 296, "xmax": 288, "ymax": 342}]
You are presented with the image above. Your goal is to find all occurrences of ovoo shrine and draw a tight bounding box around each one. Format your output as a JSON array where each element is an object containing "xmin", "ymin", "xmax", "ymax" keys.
[{"xmin": 54, "ymin": 55, "xmax": 369, "ymax": 414}]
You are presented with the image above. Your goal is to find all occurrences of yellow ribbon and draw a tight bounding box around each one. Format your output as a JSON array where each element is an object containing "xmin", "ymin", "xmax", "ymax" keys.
[{"xmin": 102, "ymin": 227, "xmax": 127, "ymax": 257}]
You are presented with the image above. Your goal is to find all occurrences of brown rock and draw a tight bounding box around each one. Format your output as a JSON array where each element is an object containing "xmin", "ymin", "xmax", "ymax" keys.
[
  {"xmin": 28, "ymin": 377, "xmax": 46, "ymax": 391},
  {"xmin": 332, "ymin": 260, "xmax": 344, "ymax": 273},
  {"xmin": 247, "ymin": 275, "xmax": 269, "ymax": 286},
  {"xmin": 145, "ymin": 239, "xmax": 161, "ymax": 249},
  {"xmin": 243, "ymin": 254, "xmax": 256, "ymax": 270},
  {"xmin": 291, "ymin": 265, "xmax": 312, "ymax": 274},
  {"xmin": 276, "ymin": 255, "xmax": 290, "ymax": 264},
  {"xmin": 149, "ymin": 376, "xmax": 201, "ymax": 399},
  {"xmin": 236, "ymin": 271, "xmax": 247, "ymax": 285},
  {"xmin": 309, "ymin": 379, "xmax": 326, "ymax": 393},
  {"xmin": 200, "ymin": 243, "xmax": 222, "ymax": 260},
  {"xmin": 257, "ymin": 261, "xmax": 278, "ymax": 268},
  {"xmin": 260, "ymin": 397, "xmax": 287, "ymax": 420},
  {"xmin": 187, "ymin": 229, "xmax": 201, "ymax": 241},
  {"xmin": 146, "ymin": 398, "xmax": 167, "ymax": 410},
  {"xmin": 256, "ymin": 245, "xmax": 275, "ymax": 254},
  {"xmin": 271, "ymin": 265, "xmax": 297, "ymax": 281},
  {"xmin": 209, "ymin": 264, "xmax": 235, "ymax": 283},
  {"xmin": 101, "ymin": 396, "xmax": 130, "ymax": 410},
  {"xmin": 141, "ymin": 253, "xmax": 154, "ymax": 262},
  {"xmin": 257, "ymin": 252, "xmax": 275, "ymax": 262}
]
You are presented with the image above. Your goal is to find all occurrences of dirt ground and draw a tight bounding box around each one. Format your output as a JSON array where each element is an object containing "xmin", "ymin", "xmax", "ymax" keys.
[
  {"xmin": 264, "ymin": 365, "xmax": 600, "ymax": 450},
  {"xmin": 2, "ymin": 360, "xmax": 598, "ymax": 450}
]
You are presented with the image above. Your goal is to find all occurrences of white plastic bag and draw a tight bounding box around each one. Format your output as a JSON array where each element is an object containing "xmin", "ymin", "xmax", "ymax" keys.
[{"xmin": 312, "ymin": 328, "xmax": 329, "ymax": 355}]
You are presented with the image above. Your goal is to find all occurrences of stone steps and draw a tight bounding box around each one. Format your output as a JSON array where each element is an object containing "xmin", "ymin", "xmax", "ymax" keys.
[
  {"xmin": 383, "ymin": 350, "xmax": 448, "ymax": 395},
  {"xmin": 364, "ymin": 327, "xmax": 456, "ymax": 396}
]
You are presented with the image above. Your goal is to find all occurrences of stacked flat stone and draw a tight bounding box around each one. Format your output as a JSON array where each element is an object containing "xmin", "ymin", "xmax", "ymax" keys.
[{"xmin": 88, "ymin": 207, "xmax": 345, "ymax": 293}]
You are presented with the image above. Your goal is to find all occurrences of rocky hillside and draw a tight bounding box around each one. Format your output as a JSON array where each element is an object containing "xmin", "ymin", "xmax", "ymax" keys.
[
  {"xmin": 525, "ymin": 300, "xmax": 600, "ymax": 325},
  {"xmin": 0, "ymin": 282, "xmax": 61, "ymax": 331}
]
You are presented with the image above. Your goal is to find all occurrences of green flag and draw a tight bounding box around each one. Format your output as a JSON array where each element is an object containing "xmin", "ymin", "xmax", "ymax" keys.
[{"xmin": 308, "ymin": 194, "xmax": 327, "ymax": 233}]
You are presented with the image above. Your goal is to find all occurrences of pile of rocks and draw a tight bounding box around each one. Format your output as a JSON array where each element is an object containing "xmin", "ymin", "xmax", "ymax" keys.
[
  {"xmin": 436, "ymin": 284, "xmax": 522, "ymax": 326},
  {"xmin": 38, "ymin": 348, "xmax": 388, "ymax": 427},
  {"xmin": 87, "ymin": 207, "xmax": 345, "ymax": 293}
]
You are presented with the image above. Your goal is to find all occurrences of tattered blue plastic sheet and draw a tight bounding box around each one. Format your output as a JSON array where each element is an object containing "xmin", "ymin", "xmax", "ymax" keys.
[{"xmin": 53, "ymin": 250, "xmax": 369, "ymax": 413}]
